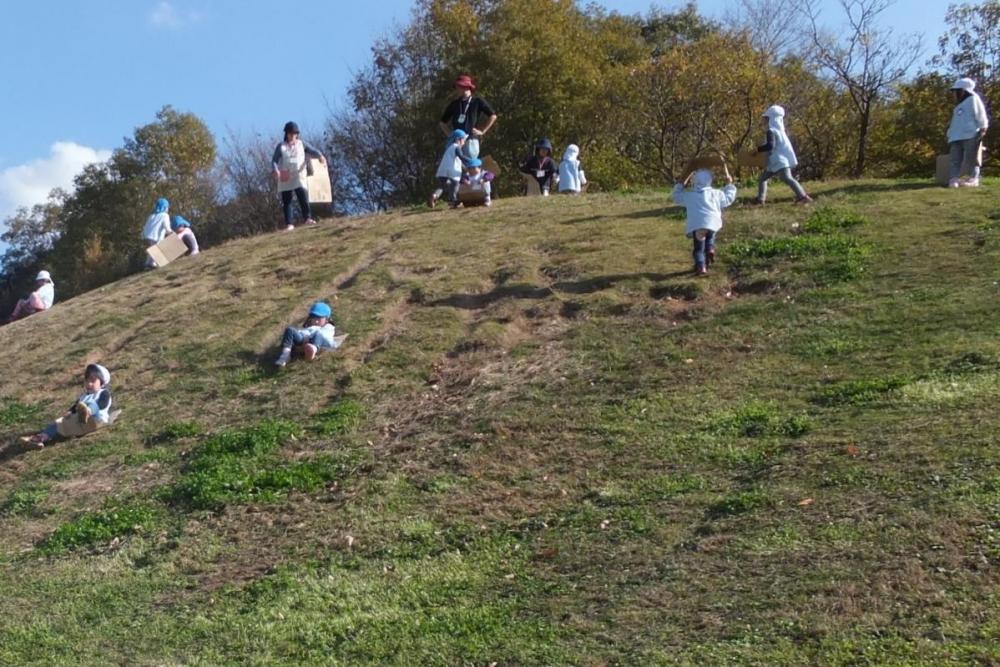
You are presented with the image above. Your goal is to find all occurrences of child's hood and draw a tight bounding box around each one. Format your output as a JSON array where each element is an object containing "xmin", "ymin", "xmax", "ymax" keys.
[
  {"xmin": 763, "ymin": 105, "xmax": 787, "ymax": 134},
  {"xmin": 691, "ymin": 169, "xmax": 714, "ymax": 190},
  {"xmin": 562, "ymin": 144, "xmax": 580, "ymax": 161}
]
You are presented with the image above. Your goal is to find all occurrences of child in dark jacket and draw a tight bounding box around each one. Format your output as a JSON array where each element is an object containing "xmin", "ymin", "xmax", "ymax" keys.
[{"xmin": 519, "ymin": 139, "xmax": 558, "ymax": 195}]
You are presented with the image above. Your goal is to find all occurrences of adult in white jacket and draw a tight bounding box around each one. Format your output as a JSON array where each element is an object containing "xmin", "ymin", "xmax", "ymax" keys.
[
  {"xmin": 558, "ymin": 144, "xmax": 587, "ymax": 194},
  {"xmin": 671, "ymin": 167, "xmax": 738, "ymax": 275},
  {"xmin": 947, "ymin": 77, "xmax": 990, "ymax": 188},
  {"xmin": 754, "ymin": 105, "xmax": 813, "ymax": 205}
]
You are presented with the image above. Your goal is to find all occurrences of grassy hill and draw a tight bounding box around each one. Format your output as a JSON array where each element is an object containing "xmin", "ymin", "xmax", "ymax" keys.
[{"xmin": 1, "ymin": 180, "xmax": 998, "ymax": 665}]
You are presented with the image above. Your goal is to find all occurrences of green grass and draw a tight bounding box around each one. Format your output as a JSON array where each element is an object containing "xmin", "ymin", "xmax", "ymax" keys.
[{"xmin": 2, "ymin": 180, "xmax": 1000, "ymax": 664}]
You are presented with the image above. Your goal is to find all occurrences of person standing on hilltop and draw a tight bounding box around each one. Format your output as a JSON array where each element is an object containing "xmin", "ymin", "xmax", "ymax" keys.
[
  {"xmin": 272, "ymin": 121, "xmax": 327, "ymax": 231},
  {"xmin": 439, "ymin": 75, "xmax": 497, "ymax": 159},
  {"xmin": 142, "ymin": 197, "xmax": 172, "ymax": 268},
  {"xmin": 946, "ymin": 77, "xmax": 989, "ymax": 188}
]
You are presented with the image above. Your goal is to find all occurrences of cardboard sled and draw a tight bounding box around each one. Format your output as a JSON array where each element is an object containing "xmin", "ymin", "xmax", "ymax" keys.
[
  {"xmin": 55, "ymin": 409, "xmax": 122, "ymax": 439},
  {"xmin": 522, "ymin": 173, "xmax": 560, "ymax": 196},
  {"xmin": 936, "ymin": 155, "xmax": 951, "ymax": 186},
  {"xmin": 307, "ymin": 158, "xmax": 332, "ymax": 204},
  {"xmin": 738, "ymin": 150, "xmax": 769, "ymax": 170},
  {"xmin": 681, "ymin": 154, "xmax": 727, "ymax": 180},
  {"xmin": 481, "ymin": 155, "xmax": 502, "ymax": 176},
  {"xmin": 457, "ymin": 183, "xmax": 489, "ymax": 206},
  {"xmin": 146, "ymin": 233, "xmax": 188, "ymax": 268},
  {"xmin": 333, "ymin": 333, "xmax": 349, "ymax": 348}
]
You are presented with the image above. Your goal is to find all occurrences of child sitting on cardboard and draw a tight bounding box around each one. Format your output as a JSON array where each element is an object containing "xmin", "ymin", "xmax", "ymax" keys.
[
  {"xmin": 274, "ymin": 301, "xmax": 343, "ymax": 367},
  {"xmin": 459, "ymin": 158, "xmax": 495, "ymax": 206},
  {"xmin": 21, "ymin": 363, "xmax": 114, "ymax": 448},
  {"xmin": 671, "ymin": 166, "xmax": 737, "ymax": 276},
  {"xmin": 172, "ymin": 216, "xmax": 200, "ymax": 256},
  {"xmin": 4, "ymin": 270, "xmax": 55, "ymax": 323}
]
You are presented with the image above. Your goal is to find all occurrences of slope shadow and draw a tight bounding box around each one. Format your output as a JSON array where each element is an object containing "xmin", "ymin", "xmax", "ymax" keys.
[
  {"xmin": 429, "ymin": 271, "xmax": 691, "ymax": 310},
  {"xmin": 816, "ymin": 181, "xmax": 938, "ymax": 198}
]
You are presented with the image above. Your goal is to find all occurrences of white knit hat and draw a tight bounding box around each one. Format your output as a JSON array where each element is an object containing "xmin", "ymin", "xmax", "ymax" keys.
[
  {"xmin": 951, "ymin": 78, "xmax": 976, "ymax": 93},
  {"xmin": 36, "ymin": 270, "xmax": 52, "ymax": 282}
]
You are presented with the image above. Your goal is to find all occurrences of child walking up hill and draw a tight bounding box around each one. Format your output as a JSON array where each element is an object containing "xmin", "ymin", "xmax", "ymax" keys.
[
  {"xmin": 671, "ymin": 166, "xmax": 738, "ymax": 276},
  {"xmin": 754, "ymin": 105, "xmax": 812, "ymax": 205}
]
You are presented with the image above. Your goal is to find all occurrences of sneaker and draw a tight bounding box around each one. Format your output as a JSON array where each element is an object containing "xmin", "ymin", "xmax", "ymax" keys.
[
  {"xmin": 948, "ymin": 179, "xmax": 961, "ymax": 188},
  {"xmin": 274, "ymin": 348, "xmax": 292, "ymax": 367},
  {"xmin": 794, "ymin": 195, "xmax": 814, "ymax": 205},
  {"xmin": 304, "ymin": 218, "xmax": 317, "ymax": 225},
  {"xmin": 749, "ymin": 197, "xmax": 765, "ymax": 206},
  {"xmin": 960, "ymin": 178, "xmax": 980, "ymax": 187},
  {"xmin": 484, "ymin": 197, "xmax": 492, "ymax": 207},
  {"xmin": 285, "ymin": 224, "xmax": 295, "ymax": 232},
  {"xmin": 696, "ymin": 265, "xmax": 708, "ymax": 276},
  {"xmin": 707, "ymin": 248, "xmax": 716, "ymax": 265},
  {"xmin": 542, "ymin": 189, "xmax": 550, "ymax": 197},
  {"xmin": 303, "ymin": 343, "xmax": 318, "ymax": 361}
]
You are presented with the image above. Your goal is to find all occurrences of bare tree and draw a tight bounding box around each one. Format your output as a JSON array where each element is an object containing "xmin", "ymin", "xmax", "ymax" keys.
[
  {"xmin": 799, "ymin": 0, "xmax": 921, "ymax": 176},
  {"xmin": 727, "ymin": 0, "xmax": 807, "ymax": 56}
]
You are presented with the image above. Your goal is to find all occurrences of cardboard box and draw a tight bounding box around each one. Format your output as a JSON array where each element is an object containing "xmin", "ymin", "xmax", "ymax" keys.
[
  {"xmin": 55, "ymin": 409, "xmax": 121, "ymax": 438},
  {"xmin": 146, "ymin": 233, "xmax": 189, "ymax": 268},
  {"xmin": 682, "ymin": 155, "xmax": 727, "ymax": 178},
  {"xmin": 307, "ymin": 158, "xmax": 332, "ymax": 204},
  {"xmin": 457, "ymin": 183, "xmax": 489, "ymax": 206},
  {"xmin": 481, "ymin": 155, "xmax": 502, "ymax": 176},
  {"xmin": 936, "ymin": 155, "xmax": 951, "ymax": 185},
  {"xmin": 522, "ymin": 173, "xmax": 543, "ymax": 196},
  {"xmin": 738, "ymin": 150, "xmax": 769, "ymax": 170}
]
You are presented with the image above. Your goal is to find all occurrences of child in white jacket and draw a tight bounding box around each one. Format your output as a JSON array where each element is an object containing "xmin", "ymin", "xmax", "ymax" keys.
[
  {"xmin": 22, "ymin": 364, "xmax": 113, "ymax": 447},
  {"xmin": 274, "ymin": 301, "xmax": 342, "ymax": 367},
  {"xmin": 558, "ymin": 144, "xmax": 587, "ymax": 194},
  {"xmin": 429, "ymin": 129, "xmax": 469, "ymax": 208},
  {"xmin": 947, "ymin": 77, "xmax": 990, "ymax": 188},
  {"xmin": 671, "ymin": 167, "xmax": 738, "ymax": 275},
  {"xmin": 142, "ymin": 198, "xmax": 171, "ymax": 268},
  {"xmin": 754, "ymin": 105, "xmax": 812, "ymax": 205}
]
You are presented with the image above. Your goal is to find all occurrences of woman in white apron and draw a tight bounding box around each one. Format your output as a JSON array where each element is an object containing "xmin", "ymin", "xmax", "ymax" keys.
[{"xmin": 272, "ymin": 121, "xmax": 327, "ymax": 230}]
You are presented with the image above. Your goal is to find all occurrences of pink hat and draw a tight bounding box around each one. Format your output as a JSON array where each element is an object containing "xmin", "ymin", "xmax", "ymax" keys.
[{"xmin": 454, "ymin": 74, "xmax": 476, "ymax": 91}]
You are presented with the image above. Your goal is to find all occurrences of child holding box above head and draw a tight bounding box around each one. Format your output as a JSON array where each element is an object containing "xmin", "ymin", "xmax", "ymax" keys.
[
  {"xmin": 671, "ymin": 165, "xmax": 738, "ymax": 276},
  {"xmin": 519, "ymin": 139, "xmax": 558, "ymax": 196},
  {"xmin": 754, "ymin": 105, "xmax": 813, "ymax": 205}
]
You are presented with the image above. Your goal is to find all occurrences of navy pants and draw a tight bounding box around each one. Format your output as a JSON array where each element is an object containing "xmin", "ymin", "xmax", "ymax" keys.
[
  {"xmin": 281, "ymin": 327, "xmax": 308, "ymax": 349},
  {"xmin": 281, "ymin": 187, "xmax": 311, "ymax": 225},
  {"xmin": 692, "ymin": 231, "xmax": 716, "ymax": 269}
]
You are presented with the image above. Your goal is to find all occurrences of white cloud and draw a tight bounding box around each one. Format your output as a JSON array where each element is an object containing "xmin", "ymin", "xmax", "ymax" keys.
[
  {"xmin": 0, "ymin": 142, "xmax": 112, "ymax": 220},
  {"xmin": 149, "ymin": 1, "xmax": 203, "ymax": 29}
]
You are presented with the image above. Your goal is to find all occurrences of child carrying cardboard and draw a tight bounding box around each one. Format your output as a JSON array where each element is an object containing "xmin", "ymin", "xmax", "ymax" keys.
[
  {"xmin": 754, "ymin": 105, "xmax": 813, "ymax": 205},
  {"xmin": 429, "ymin": 129, "xmax": 470, "ymax": 208},
  {"xmin": 671, "ymin": 166, "xmax": 737, "ymax": 276},
  {"xmin": 274, "ymin": 301, "xmax": 343, "ymax": 367},
  {"xmin": 21, "ymin": 363, "xmax": 114, "ymax": 448},
  {"xmin": 519, "ymin": 139, "xmax": 558, "ymax": 195}
]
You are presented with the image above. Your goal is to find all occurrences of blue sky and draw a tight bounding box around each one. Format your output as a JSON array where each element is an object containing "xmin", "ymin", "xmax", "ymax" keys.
[{"xmin": 0, "ymin": 0, "xmax": 944, "ymax": 226}]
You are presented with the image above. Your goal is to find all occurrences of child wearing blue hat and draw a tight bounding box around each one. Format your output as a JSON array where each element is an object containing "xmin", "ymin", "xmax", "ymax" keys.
[
  {"xmin": 519, "ymin": 139, "xmax": 558, "ymax": 195},
  {"xmin": 172, "ymin": 216, "xmax": 200, "ymax": 256},
  {"xmin": 460, "ymin": 158, "xmax": 495, "ymax": 206},
  {"xmin": 142, "ymin": 197, "xmax": 172, "ymax": 267},
  {"xmin": 429, "ymin": 129, "xmax": 470, "ymax": 208},
  {"xmin": 274, "ymin": 301, "xmax": 341, "ymax": 367}
]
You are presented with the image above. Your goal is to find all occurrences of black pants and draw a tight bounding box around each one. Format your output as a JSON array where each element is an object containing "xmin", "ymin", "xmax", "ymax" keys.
[{"xmin": 281, "ymin": 187, "xmax": 311, "ymax": 225}]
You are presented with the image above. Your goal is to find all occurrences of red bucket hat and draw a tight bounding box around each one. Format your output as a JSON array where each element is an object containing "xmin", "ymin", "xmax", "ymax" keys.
[{"xmin": 454, "ymin": 74, "xmax": 476, "ymax": 91}]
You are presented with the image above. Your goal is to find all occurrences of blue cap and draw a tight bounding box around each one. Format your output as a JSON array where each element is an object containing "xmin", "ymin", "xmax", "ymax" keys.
[
  {"xmin": 466, "ymin": 158, "xmax": 482, "ymax": 168},
  {"xmin": 450, "ymin": 129, "xmax": 468, "ymax": 140},
  {"xmin": 536, "ymin": 138, "xmax": 553, "ymax": 152},
  {"xmin": 154, "ymin": 198, "xmax": 169, "ymax": 214},
  {"xmin": 172, "ymin": 215, "xmax": 191, "ymax": 229},
  {"xmin": 309, "ymin": 301, "xmax": 332, "ymax": 318}
]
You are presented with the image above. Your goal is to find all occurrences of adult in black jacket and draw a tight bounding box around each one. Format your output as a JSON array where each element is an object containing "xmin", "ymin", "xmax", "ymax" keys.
[{"xmin": 439, "ymin": 74, "xmax": 497, "ymax": 158}]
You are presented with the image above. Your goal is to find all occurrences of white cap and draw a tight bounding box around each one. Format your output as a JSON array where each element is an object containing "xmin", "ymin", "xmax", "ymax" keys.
[
  {"xmin": 763, "ymin": 104, "xmax": 785, "ymax": 119},
  {"xmin": 951, "ymin": 77, "xmax": 976, "ymax": 93},
  {"xmin": 85, "ymin": 363, "xmax": 111, "ymax": 386},
  {"xmin": 36, "ymin": 270, "xmax": 52, "ymax": 282}
]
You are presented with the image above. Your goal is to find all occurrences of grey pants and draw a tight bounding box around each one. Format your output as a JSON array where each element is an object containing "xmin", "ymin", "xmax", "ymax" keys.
[
  {"xmin": 758, "ymin": 167, "xmax": 807, "ymax": 202},
  {"xmin": 949, "ymin": 137, "xmax": 983, "ymax": 180}
]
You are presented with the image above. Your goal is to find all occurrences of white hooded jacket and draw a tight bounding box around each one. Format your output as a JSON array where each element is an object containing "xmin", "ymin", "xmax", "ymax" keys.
[
  {"xmin": 763, "ymin": 105, "xmax": 798, "ymax": 172},
  {"xmin": 948, "ymin": 92, "xmax": 989, "ymax": 142},
  {"xmin": 558, "ymin": 144, "xmax": 587, "ymax": 193},
  {"xmin": 142, "ymin": 212, "xmax": 172, "ymax": 244},
  {"xmin": 35, "ymin": 282, "xmax": 55, "ymax": 310},
  {"xmin": 671, "ymin": 170, "xmax": 738, "ymax": 236}
]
